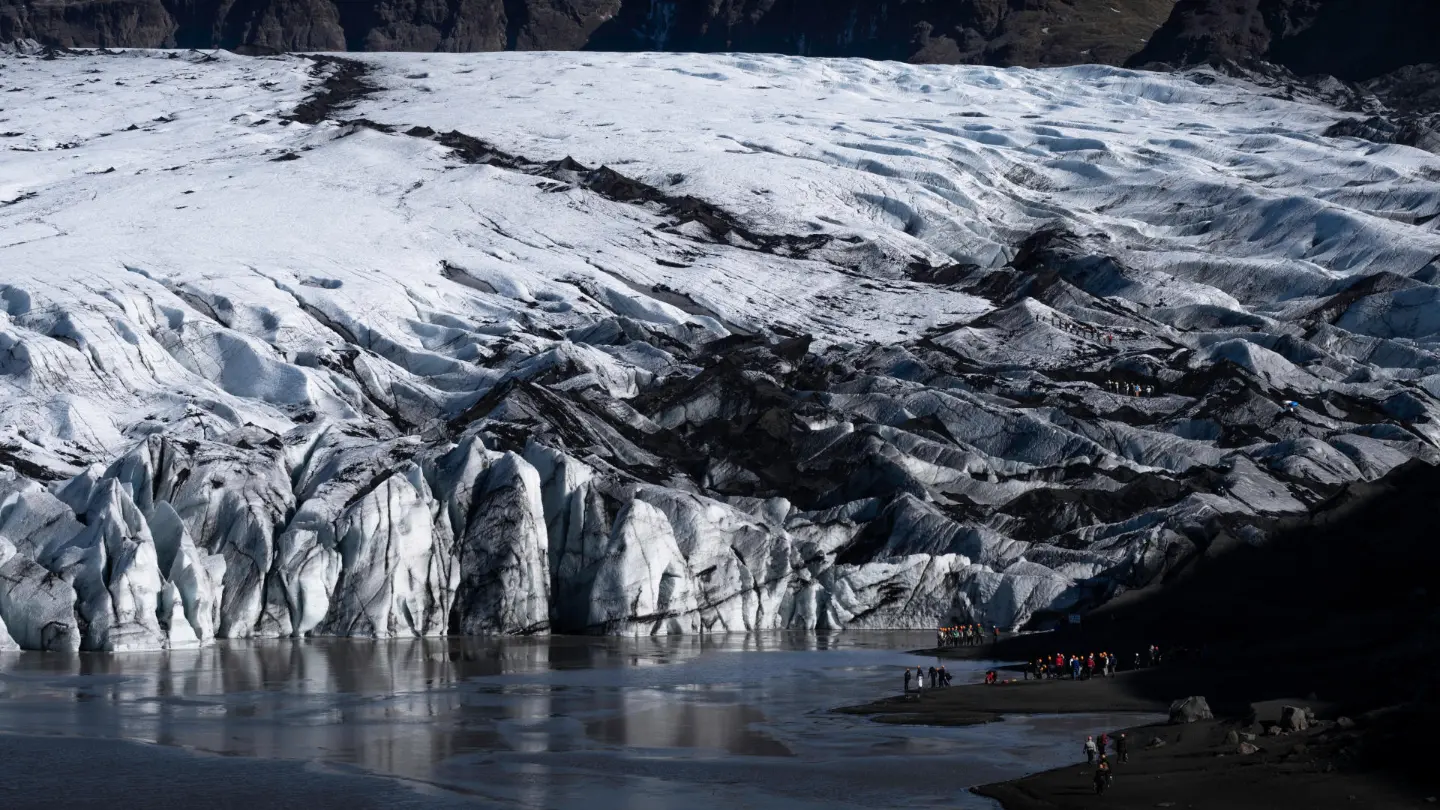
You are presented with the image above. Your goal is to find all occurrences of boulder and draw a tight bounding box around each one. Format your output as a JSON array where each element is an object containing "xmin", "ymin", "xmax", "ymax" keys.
[
  {"xmin": 1280, "ymin": 705, "xmax": 1310, "ymax": 732},
  {"xmin": 1169, "ymin": 696, "xmax": 1214, "ymax": 724},
  {"xmin": 1224, "ymin": 729, "xmax": 1240, "ymax": 745},
  {"xmin": 1147, "ymin": 736, "xmax": 1168, "ymax": 748},
  {"xmin": 1336, "ymin": 717, "xmax": 1356, "ymax": 730},
  {"xmin": 1237, "ymin": 742, "xmax": 1260, "ymax": 755}
]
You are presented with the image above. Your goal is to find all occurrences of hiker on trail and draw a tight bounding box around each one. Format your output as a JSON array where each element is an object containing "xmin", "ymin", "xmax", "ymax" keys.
[
  {"xmin": 1071, "ymin": 656, "xmax": 1082, "ymax": 680},
  {"xmin": 1107, "ymin": 334, "xmax": 1113, "ymax": 346},
  {"xmin": 915, "ymin": 668, "xmax": 925, "ymax": 696},
  {"xmin": 1134, "ymin": 651, "xmax": 1142, "ymax": 669},
  {"xmin": 904, "ymin": 669, "xmax": 913, "ymax": 692},
  {"xmin": 1116, "ymin": 733, "xmax": 1129, "ymax": 763},
  {"xmin": 1098, "ymin": 733, "xmax": 1109, "ymax": 756},
  {"xmin": 1086, "ymin": 654, "xmax": 1096, "ymax": 679},
  {"xmin": 992, "ymin": 626, "xmax": 1000, "ymax": 643},
  {"xmin": 1146, "ymin": 384, "xmax": 1154, "ymax": 396},
  {"xmin": 1106, "ymin": 652, "xmax": 1116, "ymax": 677},
  {"xmin": 928, "ymin": 666, "xmax": 938, "ymax": 688},
  {"xmin": 941, "ymin": 666, "xmax": 951, "ymax": 686},
  {"xmin": 1084, "ymin": 736, "xmax": 1098, "ymax": 764},
  {"xmin": 985, "ymin": 670, "xmax": 998, "ymax": 685}
]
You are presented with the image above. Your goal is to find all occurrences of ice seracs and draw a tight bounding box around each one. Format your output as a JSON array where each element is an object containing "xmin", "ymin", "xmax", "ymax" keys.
[{"xmin": 0, "ymin": 49, "xmax": 1434, "ymax": 648}]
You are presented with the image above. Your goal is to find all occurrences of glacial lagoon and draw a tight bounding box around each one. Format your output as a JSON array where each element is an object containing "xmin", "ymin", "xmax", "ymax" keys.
[{"xmin": 0, "ymin": 632, "xmax": 1149, "ymax": 808}]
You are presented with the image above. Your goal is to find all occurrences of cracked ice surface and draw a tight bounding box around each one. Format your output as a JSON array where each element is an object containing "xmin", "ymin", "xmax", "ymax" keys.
[{"xmin": 0, "ymin": 49, "xmax": 1436, "ymax": 648}]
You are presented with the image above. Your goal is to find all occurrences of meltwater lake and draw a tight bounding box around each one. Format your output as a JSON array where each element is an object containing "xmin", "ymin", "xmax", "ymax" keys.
[{"xmin": 0, "ymin": 632, "xmax": 1145, "ymax": 809}]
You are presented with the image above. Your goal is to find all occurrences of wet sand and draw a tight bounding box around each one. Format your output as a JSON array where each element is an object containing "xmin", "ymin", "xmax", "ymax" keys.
[{"xmin": 836, "ymin": 670, "xmax": 1166, "ymax": 726}]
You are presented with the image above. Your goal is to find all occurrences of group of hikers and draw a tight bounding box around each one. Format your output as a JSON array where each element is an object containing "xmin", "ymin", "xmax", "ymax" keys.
[
  {"xmin": 904, "ymin": 665, "xmax": 953, "ymax": 693},
  {"xmin": 935, "ymin": 625, "xmax": 998, "ymax": 648},
  {"xmin": 1084, "ymin": 732, "xmax": 1129, "ymax": 794},
  {"xmin": 1027, "ymin": 645, "xmax": 1163, "ymax": 680},
  {"xmin": 1106, "ymin": 380, "xmax": 1154, "ymax": 397}
]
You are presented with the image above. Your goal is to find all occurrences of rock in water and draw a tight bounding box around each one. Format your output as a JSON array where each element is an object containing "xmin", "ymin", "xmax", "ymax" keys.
[{"xmin": 1169, "ymin": 696, "xmax": 1214, "ymax": 724}]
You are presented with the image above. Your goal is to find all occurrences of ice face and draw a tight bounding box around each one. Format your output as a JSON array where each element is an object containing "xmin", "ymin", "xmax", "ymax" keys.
[{"xmin": 0, "ymin": 49, "xmax": 1435, "ymax": 648}]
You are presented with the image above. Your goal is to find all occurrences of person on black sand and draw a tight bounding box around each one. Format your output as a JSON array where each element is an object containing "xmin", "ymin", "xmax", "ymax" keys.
[
  {"xmin": 1094, "ymin": 755, "xmax": 1113, "ymax": 795},
  {"xmin": 1116, "ymin": 732, "xmax": 1129, "ymax": 763}
]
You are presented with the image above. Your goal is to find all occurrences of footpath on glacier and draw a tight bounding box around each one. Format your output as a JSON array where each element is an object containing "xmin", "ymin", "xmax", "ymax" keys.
[{"xmin": 0, "ymin": 46, "xmax": 1437, "ymax": 650}]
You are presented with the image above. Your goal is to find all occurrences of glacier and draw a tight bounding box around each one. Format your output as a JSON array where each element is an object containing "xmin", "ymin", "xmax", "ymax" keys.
[{"xmin": 0, "ymin": 46, "xmax": 1437, "ymax": 649}]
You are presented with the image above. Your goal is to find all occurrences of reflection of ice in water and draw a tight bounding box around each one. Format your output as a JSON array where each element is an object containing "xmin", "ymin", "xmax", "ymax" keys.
[{"xmin": 0, "ymin": 633, "xmax": 1158, "ymax": 810}]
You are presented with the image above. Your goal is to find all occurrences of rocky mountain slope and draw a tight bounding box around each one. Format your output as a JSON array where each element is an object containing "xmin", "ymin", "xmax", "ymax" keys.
[
  {"xmin": 0, "ymin": 0, "xmax": 1173, "ymax": 63},
  {"xmin": 1131, "ymin": 0, "xmax": 1440, "ymax": 82},
  {"xmin": 0, "ymin": 48, "xmax": 1437, "ymax": 650}
]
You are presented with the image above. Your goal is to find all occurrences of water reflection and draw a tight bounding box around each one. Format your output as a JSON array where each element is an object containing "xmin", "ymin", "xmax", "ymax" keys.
[{"xmin": 0, "ymin": 634, "xmax": 1154, "ymax": 809}]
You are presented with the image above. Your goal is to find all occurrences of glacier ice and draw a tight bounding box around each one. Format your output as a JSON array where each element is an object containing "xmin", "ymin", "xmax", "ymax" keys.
[{"xmin": 0, "ymin": 49, "xmax": 1435, "ymax": 649}]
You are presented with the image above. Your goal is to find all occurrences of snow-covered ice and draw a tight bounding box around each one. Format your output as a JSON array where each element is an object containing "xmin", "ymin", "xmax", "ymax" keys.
[{"xmin": 0, "ymin": 48, "xmax": 1436, "ymax": 648}]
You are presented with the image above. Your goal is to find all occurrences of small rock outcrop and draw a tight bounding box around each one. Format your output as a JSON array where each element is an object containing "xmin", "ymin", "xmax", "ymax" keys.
[
  {"xmin": 1280, "ymin": 705, "xmax": 1311, "ymax": 732},
  {"xmin": 1170, "ymin": 696, "xmax": 1214, "ymax": 724}
]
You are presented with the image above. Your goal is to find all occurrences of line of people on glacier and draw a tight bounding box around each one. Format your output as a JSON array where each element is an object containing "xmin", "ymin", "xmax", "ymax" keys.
[
  {"xmin": 1106, "ymin": 379, "xmax": 1154, "ymax": 397},
  {"xmin": 935, "ymin": 624, "xmax": 999, "ymax": 648},
  {"xmin": 1036, "ymin": 314, "xmax": 1116, "ymax": 346}
]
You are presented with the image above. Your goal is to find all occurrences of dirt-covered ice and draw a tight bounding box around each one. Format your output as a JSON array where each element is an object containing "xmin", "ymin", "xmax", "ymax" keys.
[{"xmin": 0, "ymin": 48, "xmax": 1437, "ymax": 648}]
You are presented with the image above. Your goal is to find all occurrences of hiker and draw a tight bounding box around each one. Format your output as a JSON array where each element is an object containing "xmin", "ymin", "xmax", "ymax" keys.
[
  {"xmin": 1116, "ymin": 733, "xmax": 1129, "ymax": 763},
  {"xmin": 1098, "ymin": 733, "xmax": 1109, "ymax": 757},
  {"xmin": 915, "ymin": 668, "xmax": 925, "ymax": 696},
  {"xmin": 1106, "ymin": 652, "xmax": 1116, "ymax": 677},
  {"xmin": 992, "ymin": 625, "xmax": 1000, "ymax": 643},
  {"xmin": 904, "ymin": 668, "xmax": 912, "ymax": 693},
  {"xmin": 1094, "ymin": 756, "xmax": 1112, "ymax": 794},
  {"xmin": 941, "ymin": 666, "xmax": 951, "ymax": 686},
  {"xmin": 928, "ymin": 666, "xmax": 938, "ymax": 688},
  {"xmin": 1071, "ymin": 656, "xmax": 1082, "ymax": 680},
  {"xmin": 1083, "ymin": 736, "xmax": 1098, "ymax": 764},
  {"xmin": 1145, "ymin": 384, "xmax": 1154, "ymax": 396}
]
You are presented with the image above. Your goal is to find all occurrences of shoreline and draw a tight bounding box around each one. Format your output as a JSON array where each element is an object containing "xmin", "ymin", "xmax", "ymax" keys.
[
  {"xmin": 836, "ymin": 670, "xmax": 1167, "ymax": 726},
  {"xmin": 837, "ymin": 663, "xmax": 1434, "ymax": 810}
]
